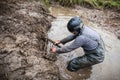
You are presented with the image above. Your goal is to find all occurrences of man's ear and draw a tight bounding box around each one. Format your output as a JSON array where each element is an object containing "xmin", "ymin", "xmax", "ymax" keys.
[{"xmin": 72, "ymin": 31, "xmax": 77, "ymax": 34}]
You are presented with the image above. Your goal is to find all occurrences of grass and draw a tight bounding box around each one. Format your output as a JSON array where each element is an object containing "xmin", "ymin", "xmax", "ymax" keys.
[
  {"xmin": 41, "ymin": 0, "xmax": 50, "ymax": 11},
  {"xmin": 53, "ymin": 0, "xmax": 120, "ymax": 9},
  {"xmin": 42, "ymin": 0, "xmax": 50, "ymax": 7}
]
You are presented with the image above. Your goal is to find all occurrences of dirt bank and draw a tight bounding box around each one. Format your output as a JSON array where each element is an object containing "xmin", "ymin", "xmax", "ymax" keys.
[{"xmin": 0, "ymin": 1, "xmax": 60, "ymax": 80}]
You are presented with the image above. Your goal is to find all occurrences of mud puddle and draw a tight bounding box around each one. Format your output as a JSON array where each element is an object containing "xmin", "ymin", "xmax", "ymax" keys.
[{"xmin": 48, "ymin": 6, "xmax": 120, "ymax": 80}]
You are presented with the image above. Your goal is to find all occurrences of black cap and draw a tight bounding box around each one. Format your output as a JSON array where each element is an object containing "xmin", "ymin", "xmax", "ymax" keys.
[{"xmin": 67, "ymin": 17, "xmax": 83, "ymax": 32}]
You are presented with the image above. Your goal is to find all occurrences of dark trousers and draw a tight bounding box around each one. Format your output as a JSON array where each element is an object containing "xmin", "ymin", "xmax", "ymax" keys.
[{"xmin": 67, "ymin": 40, "xmax": 105, "ymax": 72}]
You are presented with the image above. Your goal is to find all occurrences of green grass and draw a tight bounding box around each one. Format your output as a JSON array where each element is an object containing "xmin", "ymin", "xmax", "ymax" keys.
[
  {"xmin": 42, "ymin": 0, "xmax": 50, "ymax": 7},
  {"xmin": 41, "ymin": 0, "xmax": 50, "ymax": 11},
  {"xmin": 53, "ymin": 0, "xmax": 120, "ymax": 9}
]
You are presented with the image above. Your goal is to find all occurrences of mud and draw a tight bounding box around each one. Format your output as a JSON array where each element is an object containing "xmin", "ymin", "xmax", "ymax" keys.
[
  {"xmin": 48, "ymin": 5, "xmax": 120, "ymax": 80},
  {"xmin": 0, "ymin": 1, "xmax": 60, "ymax": 80}
]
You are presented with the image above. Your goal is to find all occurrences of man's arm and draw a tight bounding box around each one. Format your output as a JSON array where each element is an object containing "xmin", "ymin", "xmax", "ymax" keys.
[
  {"xmin": 56, "ymin": 36, "xmax": 84, "ymax": 53},
  {"xmin": 60, "ymin": 34, "xmax": 78, "ymax": 44}
]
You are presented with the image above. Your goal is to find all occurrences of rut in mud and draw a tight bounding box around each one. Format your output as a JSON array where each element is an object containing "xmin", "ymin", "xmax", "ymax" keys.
[{"xmin": 0, "ymin": 1, "xmax": 60, "ymax": 80}]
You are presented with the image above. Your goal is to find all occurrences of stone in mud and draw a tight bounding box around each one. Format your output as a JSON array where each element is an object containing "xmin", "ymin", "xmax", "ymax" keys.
[{"xmin": 43, "ymin": 54, "xmax": 57, "ymax": 62}]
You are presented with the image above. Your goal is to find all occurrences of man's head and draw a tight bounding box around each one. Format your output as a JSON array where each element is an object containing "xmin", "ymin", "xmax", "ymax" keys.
[{"xmin": 67, "ymin": 17, "xmax": 83, "ymax": 34}]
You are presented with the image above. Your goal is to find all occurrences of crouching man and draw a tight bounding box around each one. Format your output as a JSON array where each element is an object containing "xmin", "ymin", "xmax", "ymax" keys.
[{"xmin": 51, "ymin": 17, "xmax": 105, "ymax": 72}]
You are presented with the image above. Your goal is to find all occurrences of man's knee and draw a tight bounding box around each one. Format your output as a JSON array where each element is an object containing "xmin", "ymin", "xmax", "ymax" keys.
[
  {"xmin": 67, "ymin": 58, "xmax": 80, "ymax": 72},
  {"xmin": 66, "ymin": 56, "xmax": 96, "ymax": 72}
]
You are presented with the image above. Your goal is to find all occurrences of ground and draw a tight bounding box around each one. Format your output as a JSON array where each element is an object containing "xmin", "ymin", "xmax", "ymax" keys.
[
  {"xmin": 0, "ymin": 1, "xmax": 60, "ymax": 80},
  {"xmin": 0, "ymin": 1, "xmax": 120, "ymax": 80}
]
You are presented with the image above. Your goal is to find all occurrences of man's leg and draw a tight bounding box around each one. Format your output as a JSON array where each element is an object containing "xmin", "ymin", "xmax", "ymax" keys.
[{"xmin": 67, "ymin": 55, "xmax": 94, "ymax": 72}]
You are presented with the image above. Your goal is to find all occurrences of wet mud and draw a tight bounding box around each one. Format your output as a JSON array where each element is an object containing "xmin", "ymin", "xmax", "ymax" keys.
[{"xmin": 0, "ymin": 1, "xmax": 60, "ymax": 80}]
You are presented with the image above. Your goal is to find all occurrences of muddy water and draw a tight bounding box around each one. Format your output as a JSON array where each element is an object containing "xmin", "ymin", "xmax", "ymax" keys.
[{"xmin": 48, "ymin": 6, "xmax": 120, "ymax": 80}]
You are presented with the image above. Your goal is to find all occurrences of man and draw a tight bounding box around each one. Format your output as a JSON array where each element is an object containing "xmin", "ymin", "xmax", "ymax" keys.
[{"xmin": 51, "ymin": 17, "xmax": 105, "ymax": 72}]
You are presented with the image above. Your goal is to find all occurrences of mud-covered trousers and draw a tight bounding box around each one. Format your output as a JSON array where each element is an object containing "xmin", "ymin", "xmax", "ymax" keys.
[{"xmin": 67, "ymin": 40, "xmax": 105, "ymax": 72}]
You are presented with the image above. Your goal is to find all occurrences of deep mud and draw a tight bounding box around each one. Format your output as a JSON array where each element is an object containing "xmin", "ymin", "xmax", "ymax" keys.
[{"xmin": 0, "ymin": 1, "xmax": 60, "ymax": 80}]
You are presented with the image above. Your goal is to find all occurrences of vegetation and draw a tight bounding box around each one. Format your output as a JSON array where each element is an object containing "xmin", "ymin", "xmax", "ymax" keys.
[
  {"xmin": 42, "ymin": 0, "xmax": 50, "ymax": 7},
  {"xmin": 53, "ymin": 0, "xmax": 120, "ymax": 9}
]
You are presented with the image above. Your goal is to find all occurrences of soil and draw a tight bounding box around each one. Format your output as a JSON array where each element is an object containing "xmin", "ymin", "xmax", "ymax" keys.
[{"xmin": 0, "ymin": 0, "xmax": 60, "ymax": 80}]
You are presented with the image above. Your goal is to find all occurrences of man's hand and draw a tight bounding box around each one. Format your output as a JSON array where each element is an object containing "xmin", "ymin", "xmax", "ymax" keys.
[
  {"xmin": 51, "ymin": 47, "xmax": 57, "ymax": 53},
  {"xmin": 55, "ymin": 40, "xmax": 60, "ymax": 45}
]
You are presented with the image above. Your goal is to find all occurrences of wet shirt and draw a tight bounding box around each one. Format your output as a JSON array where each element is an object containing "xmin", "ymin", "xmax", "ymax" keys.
[{"xmin": 56, "ymin": 26, "xmax": 101, "ymax": 53}]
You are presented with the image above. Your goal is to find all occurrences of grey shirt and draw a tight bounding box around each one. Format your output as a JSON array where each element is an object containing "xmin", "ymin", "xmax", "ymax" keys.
[{"xmin": 56, "ymin": 26, "xmax": 101, "ymax": 53}]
